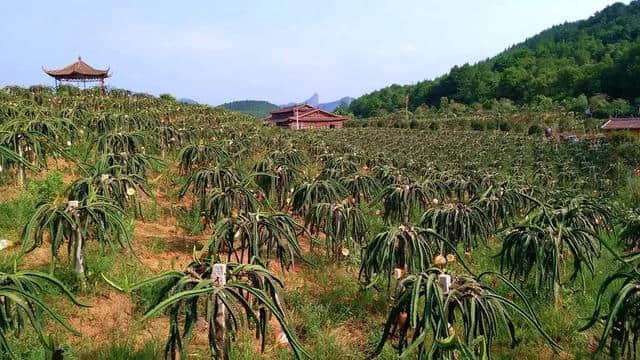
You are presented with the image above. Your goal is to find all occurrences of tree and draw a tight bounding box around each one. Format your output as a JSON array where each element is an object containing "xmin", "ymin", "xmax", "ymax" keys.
[
  {"xmin": 379, "ymin": 183, "xmax": 433, "ymax": 224},
  {"xmin": 421, "ymin": 201, "xmax": 492, "ymax": 250},
  {"xmin": 68, "ymin": 161, "xmax": 150, "ymax": 218},
  {"xmin": 112, "ymin": 262, "xmax": 310, "ymax": 360},
  {"xmin": 359, "ymin": 224, "xmax": 447, "ymax": 287},
  {"xmin": 373, "ymin": 165, "xmax": 410, "ymax": 187},
  {"xmin": 580, "ymin": 261, "xmax": 640, "ymax": 359},
  {"xmin": 291, "ymin": 179, "xmax": 345, "ymax": 216},
  {"xmin": 94, "ymin": 151, "xmax": 155, "ymax": 178},
  {"xmin": 563, "ymin": 94, "xmax": 589, "ymax": 113},
  {"xmin": 253, "ymin": 158, "xmax": 301, "ymax": 209},
  {"xmin": 610, "ymin": 98, "xmax": 634, "ymax": 117},
  {"xmin": 497, "ymin": 196, "xmax": 610, "ymax": 307},
  {"xmin": 371, "ymin": 269, "xmax": 560, "ymax": 359},
  {"xmin": 339, "ymin": 174, "xmax": 381, "ymax": 203},
  {"xmin": 0, "ymin": 145, "xmax": 32, "ymax": 176},
  {"xmin": 590, "ymin": 94, "xmax": 611, "ymax": 118},
  {"xmin": 158, "ymin": 93, "xmax": 176, "ymax": 102},
  {"xmin": 179, "ymin": 166, "xmax": 243, "ymax": 209},
  {"xmin": 0, "ymin": 116, "xmax": 72, "ymax": 186},
  {"xmin": 201, "ymin": 185, "xmax": 258, "ymax": 223},
  {"xmin": 178, "ymin": 143, "xmax": 230, "ymax": 175},
  {"xmin": 155, "ymin": 125, "xmax": 182, "ymax": 158},
  {"xmin": 93, "ymin": 131, "xmax": 146, "ymax": 155},
  {"xmin": 209, "ymin": 212, "xmax": 304, "ymax": 270},
  {"xmin": 347, "ymin": 1, "xmax": 640, "ymax": 116},
  {"xmin": 305, "ymin": 202, "xmax": 367, "ymax": 258},
  {"xmin": 0, "ymin": 269, "xmax": 89, "ymax": 359},
  {"xmin": 21, "ymin": 192, "xmax": 132, "ymax": 278},
  {"xmin": 619, "ymin": 210, "xmax": 640, "ymax": 251}
]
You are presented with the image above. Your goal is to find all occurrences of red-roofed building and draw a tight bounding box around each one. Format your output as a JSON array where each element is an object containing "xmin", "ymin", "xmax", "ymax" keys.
[
  {"xmin": 601, "ymin": 118, "xmax": 640, "ymax": 134},
  {"xmin": 264, "ymin": 104, "xmax": 347, "ymax": 129}
]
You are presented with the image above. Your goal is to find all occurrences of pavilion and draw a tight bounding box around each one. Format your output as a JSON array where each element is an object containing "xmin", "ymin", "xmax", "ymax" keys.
[{"xmin": 43, "ymin": 57, "xmax": 111, "ymax": 89}]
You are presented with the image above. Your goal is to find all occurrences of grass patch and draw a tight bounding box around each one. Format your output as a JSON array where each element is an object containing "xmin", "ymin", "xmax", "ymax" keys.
[{"xmin": 176, "ymin": 207, "xmax": 204, "ymax": 235}]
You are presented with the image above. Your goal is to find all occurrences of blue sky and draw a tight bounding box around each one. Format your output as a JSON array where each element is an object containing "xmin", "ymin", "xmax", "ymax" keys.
[{"xmin": 0, "ymin": 1, "xmax": 629, "ymax": 105}]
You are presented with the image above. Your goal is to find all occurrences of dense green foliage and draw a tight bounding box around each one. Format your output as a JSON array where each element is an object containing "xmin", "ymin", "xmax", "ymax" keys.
[
  {"xmin": 350, "ymin": 1, "xmax": 640, "ymax": 118},
  {"xmin": 220, "ymin": 100, "xmax": 279, "ymax": 117}
]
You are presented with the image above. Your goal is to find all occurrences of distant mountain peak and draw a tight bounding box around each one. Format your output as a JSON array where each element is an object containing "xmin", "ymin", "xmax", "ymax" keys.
[
  {"xmin": 280, "ymin": 93, "xmax": 353, "ymax": 112},
  {"xmin": 179, "ymin": 98, "xmax": 198, "ymax": 104},
  {"xmin": 305, "ymin": 93, "xmax": 319, "ymax": 107}
]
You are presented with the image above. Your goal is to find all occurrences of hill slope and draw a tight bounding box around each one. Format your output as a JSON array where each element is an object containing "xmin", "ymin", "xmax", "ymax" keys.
[
  {"xmin": 350, "ymin": 1, "xmax": 640, "ymax": 117},
  {"xmin": 220, "ymin": 100, "xmax": 279, "ymax": 117}
]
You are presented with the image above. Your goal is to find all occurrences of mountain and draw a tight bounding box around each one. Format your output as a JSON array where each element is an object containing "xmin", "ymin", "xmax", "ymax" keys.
[
  {"xmin": 305, "ymin": 93, "xmax": 320, "ymax": 107},
  {"xmin": 222, "ymin": 94, "xmax": 353, "ymax": 117},
  {"xmin": 281, "ymin": 94, "xmax": 354, "ymax": 111},
  {"xmin": 179, "ymin": 98, "xmax": 198, "ymax": 105},
  {"xmin": 319, "ymin": 96, "xmax": 355, "ymax": 112},
  {"xmin": 349, "ymin": 1, "xmax": 640, "ymax": 117},
  {"xmin": 281, "ymin": 93, "xmax": 319, "ymax": 108},
  {"xmin": 220, "ymin": 100, "xmax": 279, "ymax": 117}
]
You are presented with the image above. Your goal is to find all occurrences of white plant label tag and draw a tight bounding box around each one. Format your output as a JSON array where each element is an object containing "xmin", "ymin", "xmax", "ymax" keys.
[
  {"xmin": 394, "ymin": 267, "xmax": 404, "ymax": 280},
  {"xmin": 212, "ymin": 263, "xmax": 226, "ymax": 286},
  {"xmin": 438, "ymin": 274, "xmax": 451, "ymax": 294},
  {"xmin": 0, "ymin": 239, "xmax": 10, "ymax": 251}
]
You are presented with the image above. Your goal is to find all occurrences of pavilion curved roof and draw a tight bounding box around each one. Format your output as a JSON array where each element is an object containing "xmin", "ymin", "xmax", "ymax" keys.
[{"xmin": 43, "ymin": 57, "xmax": 110, "ymax": 80}]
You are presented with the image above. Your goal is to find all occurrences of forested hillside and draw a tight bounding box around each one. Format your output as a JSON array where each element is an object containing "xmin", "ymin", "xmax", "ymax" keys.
[
  {"xmin": 350, "ymin": 1, "xmax": 640, "ymax": 118},
  {"xmin": 220, "ymin": 99, "xmax": 278, "ymax": 117}
]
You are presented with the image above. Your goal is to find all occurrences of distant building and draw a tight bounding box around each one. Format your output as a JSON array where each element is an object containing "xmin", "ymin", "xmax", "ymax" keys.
[
  {"xmin": 601, "ymin": 118, "xmax": 640, "ymax": 135},
  {"xmin": 559, "ymin": 132, "xmax": 579, "ymax": 142},
  {"xmin": 43, "ymin": 56, "xmax": 111, "ymax": 89},
  {"xmin": 264, "ymin": 104, "xmax": 347, "ymax": 129}
]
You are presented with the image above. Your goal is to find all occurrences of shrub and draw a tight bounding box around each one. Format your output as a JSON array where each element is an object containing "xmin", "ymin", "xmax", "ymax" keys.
[
  {"xmin": 470, "ymin": 120, "xmax": 485, "ymax": 131},
  {"xmin": 583, "ymin": 116, "xmax": 599, "ymax": 133},
  {"xmin": 615, "ymin": 141, "xmax": 640, "ymax": 168},
  {"xmin": 610, "ymin": 131, "xmax": 637, "ymax": 147},
  {"xmin": 499, "ymin": 120, "xmax": 511, "ymax": 132},
  {"xmin": 617, "ymin": 174, "xmax": 640, "ymax": 209},
  {"xmin": 512, "ymin": 122, "xmax": 524, "ymax": 133},
  {"xmin": 429, "ymin": 121, "xmax": 439, "ymax": 131},
  {"xmin": 343, "ymin": 120, "xmax": 357, "ymax": 128},
  {"xmin": 159, "ymin": 93, "xmax": 176, "ymax": 102},
  {"xmin": 558, "ymin": 116, "xmax": 571, "ymax": 132},
  {"xmin": 528, "ymin": 124, "xmax": 543, "ymax": 135},
  {"xmin": 27, "ymin": 171, "xmax": 64, "ymax": 202}
]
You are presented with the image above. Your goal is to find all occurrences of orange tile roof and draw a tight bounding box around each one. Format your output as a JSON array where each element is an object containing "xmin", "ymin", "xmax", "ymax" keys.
[{"xmin": 43, "ymin": 57, "xmax": 110, "ymax": 79}]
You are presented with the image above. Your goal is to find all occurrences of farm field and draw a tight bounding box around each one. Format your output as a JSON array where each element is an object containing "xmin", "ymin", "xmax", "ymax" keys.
[{"xmin": 1, "ymin": 86, "xmax": 640, "ymax": 360}]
